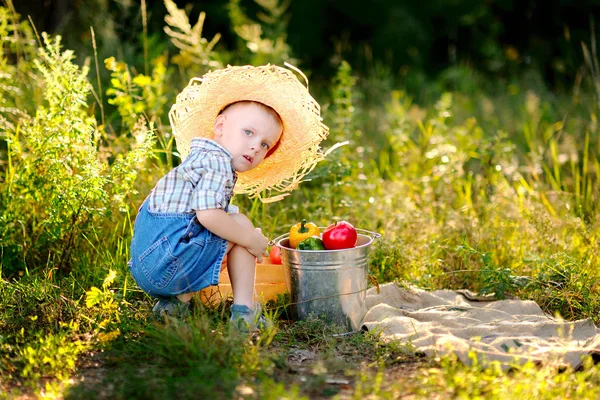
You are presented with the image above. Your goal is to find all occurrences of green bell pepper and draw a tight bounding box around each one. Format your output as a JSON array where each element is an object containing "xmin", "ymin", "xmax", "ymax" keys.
[{"xmin": 297, "ymin": 236, "xmax": 326, "ymax": 250}]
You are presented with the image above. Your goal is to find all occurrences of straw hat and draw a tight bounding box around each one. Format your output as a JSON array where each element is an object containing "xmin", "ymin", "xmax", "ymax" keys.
[{"xmin": 169, "ymin": 64, "xmax": 330, "ymax": 202}]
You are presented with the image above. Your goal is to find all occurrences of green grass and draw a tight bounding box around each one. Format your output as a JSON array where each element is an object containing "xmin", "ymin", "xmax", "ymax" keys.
[{"xmin": 2, "ymin": 3, "xmax": 600, "ymax": 398}]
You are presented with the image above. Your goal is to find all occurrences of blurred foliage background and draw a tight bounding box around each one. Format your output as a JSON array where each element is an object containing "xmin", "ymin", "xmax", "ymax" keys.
[{"xmin": 14, "ymin": 0, "xmax": 600, "ymax": 91}]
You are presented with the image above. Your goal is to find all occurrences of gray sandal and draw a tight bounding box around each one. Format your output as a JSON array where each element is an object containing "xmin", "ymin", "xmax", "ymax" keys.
[{"xmin": 230, "ymin": 303, "xmax": 273, "ymax": 332}]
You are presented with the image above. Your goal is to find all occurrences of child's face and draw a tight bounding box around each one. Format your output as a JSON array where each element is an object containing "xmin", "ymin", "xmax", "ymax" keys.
[{"xmin": 212, "ymin": 103, "xmax": 283, "ymax": 172}]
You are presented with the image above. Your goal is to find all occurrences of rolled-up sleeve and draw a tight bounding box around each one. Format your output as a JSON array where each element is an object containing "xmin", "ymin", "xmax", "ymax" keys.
[{"xmin": 179, "ymin": 151, "xmax": 235, "ymax": 211}]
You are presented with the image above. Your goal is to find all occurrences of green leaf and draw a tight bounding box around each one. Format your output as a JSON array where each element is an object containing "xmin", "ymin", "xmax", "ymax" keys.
[
  {"xmin": 102, "ymin": 269, "xmax": 117, "ymax": 289},
  {"xmin": 85, "ymin": 287, "xmax": 104, "ymax": 308},
  {"xmin": 482, "ymin": 252, "xmax": 492, "ymax": 265}
]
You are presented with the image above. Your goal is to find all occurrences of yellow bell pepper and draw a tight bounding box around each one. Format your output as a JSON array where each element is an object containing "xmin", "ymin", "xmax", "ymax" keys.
[{"xmin": 289, "ymin": 219, "xmax": 320, "ymax": 249}]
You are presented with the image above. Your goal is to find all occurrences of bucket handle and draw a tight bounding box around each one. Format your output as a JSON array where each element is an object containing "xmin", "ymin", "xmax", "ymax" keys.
[
  {"xmin": 268, "ymin": 227, "xmax": 381, "ymax": 246},
  {"xmin": 268, "ymin": 233, "xmax": 288, "ymax": 247},
  {"xmin": 355, "ymin": 228, "xmax": 382, "ymax": 239}
]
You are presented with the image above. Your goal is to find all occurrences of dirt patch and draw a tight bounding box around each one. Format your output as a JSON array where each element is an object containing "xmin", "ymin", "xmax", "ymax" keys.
[
  {"xmin": 69, "ymin": 350, "xmax": 110, "ymax": 398},
  {"xmin": 270, "ymin": 345, "xmax": 430, "ymax": 399}
]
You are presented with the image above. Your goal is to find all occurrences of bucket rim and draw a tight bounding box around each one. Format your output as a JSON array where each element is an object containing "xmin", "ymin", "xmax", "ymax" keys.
[{"xmin": 271, "ymin": 228, "xmax": 381, "ymax": 253}]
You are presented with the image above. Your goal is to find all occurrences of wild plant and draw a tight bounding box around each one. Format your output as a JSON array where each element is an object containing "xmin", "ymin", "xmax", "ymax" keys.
[
  {"xmin": 19, "ymin": 327, "xmax": 88, "ymax": 387},
  {"xmin": 0, "ymin": 5, "xmax": 37, "ymax": 123},
  {"xmin": 0, "ymin": 5, "xmax": 37, "ymax": 173},
  {"xmin": 304, "ymin": 60, "xmax": 360, "ymax": 219},
  {"xmin": 456, "ymin": 238, "xmax": 525, "ymax": 299},
  {"xmin": 0, "ymin": 32, "xmax": 154, "ymax": 278},
  {"xmin": 84, "ymin": 269, "xmax": 121, "ymax": 329},
  {"xmin": 0, "ymin": 273, "xmax": 90, "ymax": 391},
  {"xmin": 581, "ymin": 22, "xmax": 600, "ymax": 110},
  {"xmin": 0, "ymin": 7, "xmax": 19, "ymax": 126},
  {"xmin": 525, "ymin": 251, "xmax": 600, "ymax": 321},
  {"xmin": 417, "ymin": 352, "xmax": 600, "ymax": 399},
  {"xmin": 103, "ymin": 54, "xmax": 170, "ymax": 168},
  {"xmin": 104, "ymin": 56, "xmax": 169, "ymax": 132},
  {"xmin": 0, "ymin": 33, "xmax": 107, "ymax": 276},
  {"xmin": 163, "ymin": 0, "xmax": 223, "ymax": 79},
  {"xmin": 227, "ymin": 0, "xmax": 294, "ymax": 66}
]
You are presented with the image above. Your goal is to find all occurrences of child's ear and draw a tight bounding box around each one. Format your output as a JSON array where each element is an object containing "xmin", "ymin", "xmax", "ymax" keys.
[{"xmin": 213, "ymin": 114, "xmax": 227, "ymax": 137}]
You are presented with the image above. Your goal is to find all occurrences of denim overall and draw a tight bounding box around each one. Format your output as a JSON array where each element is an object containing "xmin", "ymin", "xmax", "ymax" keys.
[{"xmin": 129, "ymin": 198, "xmax": 228, "ymax": 299}]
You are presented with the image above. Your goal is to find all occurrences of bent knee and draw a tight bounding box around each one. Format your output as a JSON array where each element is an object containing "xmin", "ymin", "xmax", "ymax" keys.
[{"xmin": 229, "ymin": 213, "xmax": 254, "ymax": 230}]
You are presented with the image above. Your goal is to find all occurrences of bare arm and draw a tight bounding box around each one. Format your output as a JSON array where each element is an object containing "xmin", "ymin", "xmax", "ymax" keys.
[{"xmin": 195, "ymin": 208, "xmax": 268, "ymax": 258}]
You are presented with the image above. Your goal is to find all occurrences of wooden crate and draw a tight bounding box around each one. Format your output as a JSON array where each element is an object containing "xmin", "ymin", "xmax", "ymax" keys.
[{"xmin": 199, "ymin": 261, "xmax": 287, "ymax": 305}]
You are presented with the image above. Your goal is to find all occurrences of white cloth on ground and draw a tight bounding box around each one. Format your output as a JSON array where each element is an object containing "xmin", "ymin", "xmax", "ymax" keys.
[{"xmin": 363, "ymin": 283, "xmax": 600, "ymax": 369}]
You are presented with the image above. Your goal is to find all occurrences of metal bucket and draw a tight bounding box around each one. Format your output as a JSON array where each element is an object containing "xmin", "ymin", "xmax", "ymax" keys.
[{"xmin": 272, "ymin": 228, "xmax": 380, "ymax": 332}]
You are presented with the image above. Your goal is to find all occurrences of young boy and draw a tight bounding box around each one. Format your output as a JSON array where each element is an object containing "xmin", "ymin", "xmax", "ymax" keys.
[{"xmin": 128, "ymin": 65, "xmax": 329, "ymax": 331}]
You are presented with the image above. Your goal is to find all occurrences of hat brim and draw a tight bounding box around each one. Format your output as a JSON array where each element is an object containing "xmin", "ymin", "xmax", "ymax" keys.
[{"xmin": 169, "ymin": 65, "xmax": 329, "ymax": 199}]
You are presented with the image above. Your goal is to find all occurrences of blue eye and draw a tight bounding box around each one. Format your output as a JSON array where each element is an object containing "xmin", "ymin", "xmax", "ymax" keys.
[
  {"xmin": 244, "ymin": 130, "xmax": 252, "ymax": 136},
  {"xmin": 261, "ymin": 143, "xmax": 269, "ymax": 149}
]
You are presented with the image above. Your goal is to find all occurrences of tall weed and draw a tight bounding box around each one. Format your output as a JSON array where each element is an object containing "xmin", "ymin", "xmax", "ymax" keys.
[
  {"xmin": 0, "ymin": 5, "xmax": 37, "ymax": 122},
  {"xmin": 1, "ymin": 33, "xmax": 107, "ymax": 275},
  {"xmin": 228, "ymin": 0, "xmax": 294, "ymax": 66},
  {"xmin": 0, "ymin": 29, "xmax": 154, "ymax": 278},
  {"xmin": 163, "ymin": 0, "xmax": 223, "ymax": 79}
]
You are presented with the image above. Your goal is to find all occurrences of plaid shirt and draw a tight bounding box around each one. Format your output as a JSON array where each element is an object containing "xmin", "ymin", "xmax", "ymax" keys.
[{"xmin": 148, "ymin": 138, "xmax": 238, "ymax": 214}]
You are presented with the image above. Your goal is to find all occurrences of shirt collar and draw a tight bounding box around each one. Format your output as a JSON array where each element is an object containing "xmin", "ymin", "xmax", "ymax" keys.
[
  {"xmin": 190, "ymin": 137, "xmax": 233, "ymax": 159},
  {"xmin": 190, "ymin": 138, "xmax": 237, "ymax": 174}
]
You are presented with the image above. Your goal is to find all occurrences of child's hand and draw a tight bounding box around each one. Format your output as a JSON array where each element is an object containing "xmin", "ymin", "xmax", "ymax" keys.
[{"xmin": 247, "ymin": 228, "xmax": 269, "ymax": 262}]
